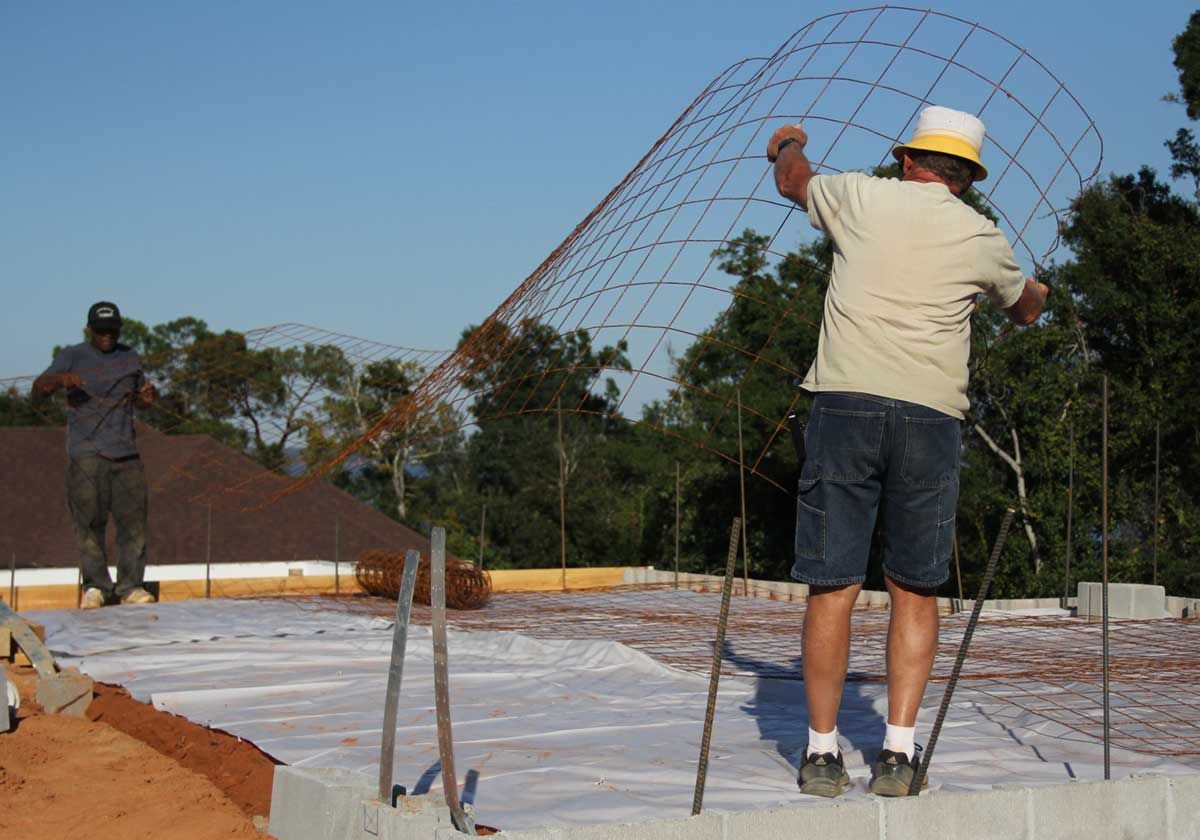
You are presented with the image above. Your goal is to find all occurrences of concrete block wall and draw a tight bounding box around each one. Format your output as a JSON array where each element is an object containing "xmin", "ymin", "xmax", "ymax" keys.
[
  {"xmin": 477, "ymin": 774, "xmax": 1200, "ymax": 840},
  {"xmin": 633, "ymin": 568, "xmax": 1200, "ymax": 618}
]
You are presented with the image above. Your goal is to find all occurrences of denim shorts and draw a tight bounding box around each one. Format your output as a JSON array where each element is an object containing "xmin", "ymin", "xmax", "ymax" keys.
[{"xmin": 791, "ymin": 392, "xmax": 961, "ymax": 589}]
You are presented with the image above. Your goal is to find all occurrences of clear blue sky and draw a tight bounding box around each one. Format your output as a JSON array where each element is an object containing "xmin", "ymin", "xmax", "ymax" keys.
[{"xmin": 2, "ymin": 1, "xmax": 1191, "ymax": 378}]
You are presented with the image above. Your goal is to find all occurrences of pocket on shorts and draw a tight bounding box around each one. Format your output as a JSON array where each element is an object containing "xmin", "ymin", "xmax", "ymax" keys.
[
  {"xmin": 794, "ymin": 478, "xmax": 826, "ymax": 562},
  {"xmin": 901, "ymin": 416, "xmax": 961, "ymax": 488},
  {"xmin": 813, "ymin": 407, "xmax": 885, "ymax": 482},
  {"xmin": 934, "ymin": 472, "xmax": 962, "ymax": 563}
]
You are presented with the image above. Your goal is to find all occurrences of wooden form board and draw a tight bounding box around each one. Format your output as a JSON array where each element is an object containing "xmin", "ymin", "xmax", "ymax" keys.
[
  {"xmin": 1, "ymin": 575, "xmax": 365, "ymax": 612},
  {"xmin": 0, "ymin": 566, "xmax": 634, "ymax": 611},
  {"xmin": 487, "ymin": 567, "xmax": 629, "ymax": 592}
]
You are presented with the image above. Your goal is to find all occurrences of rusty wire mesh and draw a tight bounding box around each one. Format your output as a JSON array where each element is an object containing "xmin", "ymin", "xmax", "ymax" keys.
[
  {"xmin": 5, "ymin": 7, "xmax": 1103, "ymax": 508},
  {"xmin": 375, "ymin": 585, "xmax": 1200, "ymax": 764},
  {"xmin": 287, "ymin": 4, "xmax": 1103, "ymax": 500},
  {"xmin": 356, "ymin": 548, "xmax": 493, "ymax": 610}
]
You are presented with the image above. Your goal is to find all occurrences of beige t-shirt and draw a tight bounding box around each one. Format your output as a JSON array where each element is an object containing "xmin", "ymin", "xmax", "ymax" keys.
[{"xmin": 801, "ymin": 172, "xmax": 1025, "ymax": 418}]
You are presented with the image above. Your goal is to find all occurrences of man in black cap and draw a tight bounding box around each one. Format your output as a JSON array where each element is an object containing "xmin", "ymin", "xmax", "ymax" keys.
[{"xmin": 32, "ymin": 302, "xmax": 157, "ymax": 608}]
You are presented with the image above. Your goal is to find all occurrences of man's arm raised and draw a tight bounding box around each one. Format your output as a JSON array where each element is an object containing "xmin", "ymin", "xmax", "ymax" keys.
[{"xmin": 767, "ymin": 123, "xmax": 816, "ymax": 210}]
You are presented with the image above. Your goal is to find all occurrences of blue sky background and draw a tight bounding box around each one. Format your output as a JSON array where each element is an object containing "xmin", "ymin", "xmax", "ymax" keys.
[{"xmin": 2, "ymin": 1, "xmax": 1192, "ymax": 377}]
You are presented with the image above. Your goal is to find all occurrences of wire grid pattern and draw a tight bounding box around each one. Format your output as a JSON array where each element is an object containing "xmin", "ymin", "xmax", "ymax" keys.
[
  {"xmin": 1, "ymin": 323, "xmax": 451, "ymax": 511},
  {"xmin": 325, "ymin": 586, "xmax": 1200, "ymax": 764},
  {"xmin": 2, "ymin": 9, "xmax": 1103, "ymax": 508},
  {"xmin": 294, "ymin": 5, "xmax": 1101, "ymax": 501}
]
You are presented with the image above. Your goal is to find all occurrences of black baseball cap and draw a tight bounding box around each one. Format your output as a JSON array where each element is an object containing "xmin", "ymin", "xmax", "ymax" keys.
[{"xmin": 87, "ymin": 301, "xmax": 123, "ymax": 331}]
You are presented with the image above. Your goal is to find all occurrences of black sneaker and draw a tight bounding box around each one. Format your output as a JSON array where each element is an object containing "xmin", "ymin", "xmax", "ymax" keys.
[
  {"xmin": 798, "ymin": 750, "xmax": 851, "ymax": 798},
  {"xmin": 869, "ymin": 746, "xmax": 927, "ymax": 797}
]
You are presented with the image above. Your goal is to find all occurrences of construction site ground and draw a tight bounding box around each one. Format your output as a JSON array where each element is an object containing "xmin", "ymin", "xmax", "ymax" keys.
[
  {"xmin": 1, "ymin": 662, "xmax": 274, "ymax": 840},
  {"xmin": 9, "ymin": 587, "xmax": 1199, "ymax": 835}
]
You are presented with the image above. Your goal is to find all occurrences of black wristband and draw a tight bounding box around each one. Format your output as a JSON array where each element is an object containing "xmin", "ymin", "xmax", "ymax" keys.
[{"xmin": 775, "ymin": 137, "xmax": 801, "ymax": 157}]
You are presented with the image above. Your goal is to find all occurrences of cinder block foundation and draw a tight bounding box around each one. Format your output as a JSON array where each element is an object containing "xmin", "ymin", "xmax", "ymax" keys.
[
  {"xmin": 270, "ymin": 768, "xmax": 1200, "ymax": 840},
  {"xmin": 1077, "ymin": 582, "xmax": 1168, "ymax": 619},
  {"xmin": 269, "ymin": 767, "xmax": 473, "ymax": 840}
]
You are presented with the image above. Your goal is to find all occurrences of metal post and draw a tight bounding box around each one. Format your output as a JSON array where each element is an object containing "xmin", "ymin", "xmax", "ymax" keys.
[
  {"xmin": 558, "ymin": 398, "xmax": 567, "ymax": 592},
  {"xmin": 1153, "ymin": 421, "xmax": 1160, "ymax": 587},
  {"xmin": 378, "ymin": 549, "xmax": 420, "ymax": 804},
  {"xmin": 910, "ymin": 508, "xmax": 1016, "ymax": 795},
  {"xmin": 334, "ymin": 517, "xmax": 340, "ymax": 595},
  {"xmin": 77, "ymin": 566, "xmax": 83, "ymax": 609},
  {"xmin": 1102, "ymin": 375, "xmax": 1111, "ymax": 780},
  {"xmin": 736, "ymin": 389, "xmax": 750, "ymax": 597},
  {"xmin": 1066, "ymin": 420, "xmax": 1074, "ymax": 605},
  {"xmin": 674, "ymin": 462, "xmax": 681, "ymax": 590},
  {"xmin": 478, "ymin": 502, "xmax": 486, "ymax": 569},
  {"xmin": 692, "ymin": 517, "xmax": 741, "ymax": 816},
  {"xmin": 431, "ymin": 527, "xmax": 477, "ymax": 834},
  {"xmin": 205, "ymin": 504, "xmax": 212, "ymax": 599}
]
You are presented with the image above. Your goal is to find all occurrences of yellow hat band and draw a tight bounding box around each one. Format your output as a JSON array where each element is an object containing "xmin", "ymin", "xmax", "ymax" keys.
[{"xmin": 892, "ymin": 133, "xmax": 988, "ymax": 181}]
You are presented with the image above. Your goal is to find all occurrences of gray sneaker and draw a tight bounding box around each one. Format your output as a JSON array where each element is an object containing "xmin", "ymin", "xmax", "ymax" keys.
[
  {"xmin": 798, "ymin": 750, "xmax": 851, "ymax": 798},
  {"xmin": 869, "ymin": 747, "xmax": 927, "ymax": 797}
]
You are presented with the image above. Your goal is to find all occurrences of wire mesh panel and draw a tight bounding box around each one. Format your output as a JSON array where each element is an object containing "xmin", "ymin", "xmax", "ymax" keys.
[{"xmin": 290, "ymin": 5, "xmax": 1102, "ymax": 501}]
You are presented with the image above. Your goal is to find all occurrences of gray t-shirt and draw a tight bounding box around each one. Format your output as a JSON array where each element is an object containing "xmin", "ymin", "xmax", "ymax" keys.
[{"xmin": 44, "ymin": 342, "xmax": 145, "ymax": 459}]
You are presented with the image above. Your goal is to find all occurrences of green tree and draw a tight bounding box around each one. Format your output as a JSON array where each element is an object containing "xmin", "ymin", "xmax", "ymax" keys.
[{"xmin": 450, "ymin": 318, "xmax": 638, "ymax": 569}]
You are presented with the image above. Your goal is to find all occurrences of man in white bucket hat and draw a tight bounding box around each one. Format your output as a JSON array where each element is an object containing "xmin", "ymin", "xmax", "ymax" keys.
[{"xmin": 765, "ymin": 106, "xmax": 1048, "ymax": 798}]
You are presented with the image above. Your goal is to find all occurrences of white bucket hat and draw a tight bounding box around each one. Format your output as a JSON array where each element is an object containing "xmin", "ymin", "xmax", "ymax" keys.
[{"xmin": 892, "ymin": 105, "xmax": 988, "ymax": 181}]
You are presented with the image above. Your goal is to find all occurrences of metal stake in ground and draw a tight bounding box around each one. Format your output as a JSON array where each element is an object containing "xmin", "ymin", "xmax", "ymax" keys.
[
  {"xmin": 431, "ymin": 527, "xmax": 477, "ymax": 835},
  {"xmin": 205, "ymin": 504, "xmax": 213, "ymax": 599},
  {"xmin": 378, "ymin": 549, "xmax": 420, "ymax": 804},
  {"xmin": 691, "ymin": 517, "xmax": 741, "ymax": 816},
  {"xmin": 1102, "ymin": 375, "xmax": 1111, "ymax": 780},
  {"xmin": 908, "ymin": 508, "xmax": 1016, "ymax": 796}
]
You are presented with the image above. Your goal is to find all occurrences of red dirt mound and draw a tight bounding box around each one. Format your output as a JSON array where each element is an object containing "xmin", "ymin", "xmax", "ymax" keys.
[
  {"xmin": 86, "ymin": 681, "xmax": 279, "ymax": 818},
  {"xmin": 1, "ymin": 666, "xmax": 266, "ymax": 840}
]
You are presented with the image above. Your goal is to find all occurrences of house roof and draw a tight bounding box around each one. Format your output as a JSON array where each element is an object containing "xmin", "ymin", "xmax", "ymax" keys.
[{"xmin": 0, "ymin": 424, "xmax": 436, "ymax": 570}]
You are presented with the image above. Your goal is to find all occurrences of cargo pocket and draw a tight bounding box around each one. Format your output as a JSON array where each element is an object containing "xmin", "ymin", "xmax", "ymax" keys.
[
  {"xmin": 934, "ymin": 472, "xmax": 961, "ymax": 564},
  {"xmin": 794, "ymin": 477, "xmax": 826, "ymax": 563}
]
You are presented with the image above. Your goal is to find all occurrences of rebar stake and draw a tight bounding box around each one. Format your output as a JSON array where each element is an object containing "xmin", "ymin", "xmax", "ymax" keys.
[
  {"xmin": 908, "ymin": 508, "xmax": 1016, "ymax": 795},
  {"xmin": 378, "ymin": 549, "xmax": 419, "ymax": 804},
  {"xmin": 692, "ymin": 517, "xmax": 741, "ymax": 815}
]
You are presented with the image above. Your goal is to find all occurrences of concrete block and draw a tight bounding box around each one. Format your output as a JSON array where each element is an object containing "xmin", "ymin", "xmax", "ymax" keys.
[
  {"xmin": 362, "ymin": 793, "xmax": 464, "ymax": 838},
  {"xmin": 34, "ymin": 669, "xmax": 93, "ymax": 717},
  {"xmin": 1169, "ymin": 774, "xmax": 1200, "ymax": 840},
  {"xmin": 724, "ymin": 798, "xmax": 879, "ymax": 839},
  {"xmin": 883, "ymin": 786, "xmax": 1027, "ymax": 840},
  {"xmin": 1, "ymin": 672, "xmax": 10, "ymax": 733},
  {"xmin": 269, "ymin": 766, "xmax": 376, "ymax": 840},
  {"xmin": 1166, "ymin": 596, "xmax": 1200, "ymax": 618},
  {"xmin": 1077, "ymin": 582, "xmax": 1168, "ymax": 619},
  {"xmin": 1028, "ymin": 776, "xmax": 1170, "ymax": 840},
  {"xmin": 490, "ymin": 812, "xmax": 724, "ymax": 840},
  {"xmin": 568, "ymin": 812, "xmax": 725, "ymax": 840}
]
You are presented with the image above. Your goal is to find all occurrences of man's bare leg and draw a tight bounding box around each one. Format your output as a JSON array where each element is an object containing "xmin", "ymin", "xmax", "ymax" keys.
[
  {"xmin": 867, "ymin": 577, "xmax": 940, "ymax": 795},
  {"xmin": 883, "ymin": 576, "xmax": 939, "ymax": 726},
  {"xmin": 803, "ymin": 583, "xmax": 864, "ymax": 732}
]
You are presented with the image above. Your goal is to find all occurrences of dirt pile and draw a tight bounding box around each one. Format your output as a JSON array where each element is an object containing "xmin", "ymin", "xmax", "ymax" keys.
[{"xmin": 1, "ymin": 666, "xmax": 267, "ymax": 840}]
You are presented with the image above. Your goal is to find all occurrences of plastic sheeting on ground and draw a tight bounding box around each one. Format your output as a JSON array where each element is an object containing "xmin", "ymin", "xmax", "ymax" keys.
[{"xmin": 30, "ymin": 598, "xmax": 1194, "ymax": 831}]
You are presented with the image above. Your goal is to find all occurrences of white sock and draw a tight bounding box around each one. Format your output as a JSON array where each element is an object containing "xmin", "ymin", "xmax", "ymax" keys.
[
  {"xmin": 883, "ymin": 723, "xmax": 916, "ymax": 760},
  {"xmin": 806, "ymin": 726, "xmax": 839, "ymax": 757}
]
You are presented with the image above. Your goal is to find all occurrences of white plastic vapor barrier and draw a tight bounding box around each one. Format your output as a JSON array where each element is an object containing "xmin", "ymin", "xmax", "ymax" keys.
[{"xmin": 29, "ymin": 599, "xmax": 1194, "ymax": 831}]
